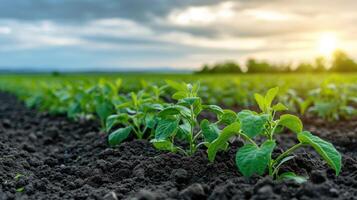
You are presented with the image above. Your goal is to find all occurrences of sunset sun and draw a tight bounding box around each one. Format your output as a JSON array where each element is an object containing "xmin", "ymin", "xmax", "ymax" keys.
[{"xmin": 318, "ymin": 33, "xmax": 338, "ymax": 57}]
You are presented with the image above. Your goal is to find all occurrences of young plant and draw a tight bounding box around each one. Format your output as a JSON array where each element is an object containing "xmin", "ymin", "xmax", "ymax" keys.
[
  {"xmin": 150, "ymin": 80, "xmax": 232, "ymax": 156},
  {"xmin": 92, "ymin": 79, "xmax": 122, "ymax": 129},
  {"xmin": 309, "ymin": 84, "xmax": 356, "ymax": 121},
  {"xmin": 57, "ymin": 79, "xmax": 123, "ymax": 128},
  {"xmin": 107, "ymin": 84, "xmax": 167, "ymax": 147},
  {"xmin": 25, "ymin": 82, "xmax": 68, "ymax": 115},
  {"xmin": 208, "ymin": 87, "xmax": 342, "ymax": 182},
  {"xmin": 282, "ymin": 89, "xmax": 312, "ymax": 116}
]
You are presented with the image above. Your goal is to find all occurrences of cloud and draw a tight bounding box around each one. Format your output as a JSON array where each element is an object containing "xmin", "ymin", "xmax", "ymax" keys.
[
  {"xmin": 0, "ymin": 0, "xmax": 356, "ymax": 70},
  {"xmin": 0, "ymin": 26, "xmax": 11, "ymax": 34},
  {"xmin": 0, "ymin": 0, "xmax": 229, "ymax": 22},
  {"xmin": 167, "ymin": 2, "xmax": 236, "ymax": 26}
]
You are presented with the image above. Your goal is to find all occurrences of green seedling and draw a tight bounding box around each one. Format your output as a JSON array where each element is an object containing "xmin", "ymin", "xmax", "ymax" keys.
[
  {"xmin": 150, "ymin": 80, "xmax": 232, "ymax": 156},
  {"xmin": 91, "ymin": 79, "xmax": 122, "ymax": 128},
  {"xmin": 14, "ymin": 173, "xmax": 24, "ymax": 181},
  {"xmin": 14, "ymin": 173, "xmax": 25, "ymax": 192},
  {"xmin": 282, "ymin": 89, "xmax": 312, "ymax": 115},
  {"xmin": 16, "ymin": 187, "xmax": 25, "ymax": 192},
  {"xmin": 309, "ymin": 84, "xmax": 356, "ymax": 121},
  {"xmin": 107, "ymin": 84, "xmax": 167, "ymax": 146},
  {"xmin": 208, "ymin": 87, "xmax": 342, "ymax": 182}
]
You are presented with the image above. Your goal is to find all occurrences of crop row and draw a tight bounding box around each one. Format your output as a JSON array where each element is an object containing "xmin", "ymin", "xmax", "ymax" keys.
[
  {"xmin": 0, "ymin": 77, "xmax": 344, "ymax": 183},
  {"xmin": 1, "ymin": 75, "xmax": 356, "ymax": 121}
]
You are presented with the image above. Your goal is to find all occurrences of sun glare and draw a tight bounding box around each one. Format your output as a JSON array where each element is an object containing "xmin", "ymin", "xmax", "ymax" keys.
[{"xmin": 318, "ymin": 33, "xmax": 338, "ymax": 57}]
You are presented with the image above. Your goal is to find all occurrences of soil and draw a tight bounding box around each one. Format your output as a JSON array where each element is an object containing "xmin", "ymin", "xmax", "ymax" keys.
[{"xmin": 0, "ymin": 92, "xmax": 356, "ymax": 200}]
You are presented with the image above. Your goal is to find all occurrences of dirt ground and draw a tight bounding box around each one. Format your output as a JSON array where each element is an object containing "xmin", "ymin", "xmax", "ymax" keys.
[{"xmin": 1, "ymin": 92, "xmax": 356, "ymax": 200}]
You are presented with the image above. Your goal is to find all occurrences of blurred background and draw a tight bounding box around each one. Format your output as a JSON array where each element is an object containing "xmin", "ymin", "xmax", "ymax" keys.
[{"xmin": 0, "ymin": 0, "xmax": 356, "ymax": 73}]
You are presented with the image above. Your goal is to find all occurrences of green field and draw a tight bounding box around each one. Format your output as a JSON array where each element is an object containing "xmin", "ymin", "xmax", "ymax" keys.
[
  {"xmin": 1, "ymin": 72, "xmax": 356, "ymax": 121},
  {"xmin": 1, "ymin": 72, "xmax": 357, "ymax": 97},
  {"xmin": 2, "ymin": 72, "xmax": 357, "ymax": 94},
  {"xmin": 0, "ymin": 72, "xmax": 354, "ymax": 186}
]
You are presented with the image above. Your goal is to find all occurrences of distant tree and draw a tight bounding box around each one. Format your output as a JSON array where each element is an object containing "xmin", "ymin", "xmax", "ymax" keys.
[
  {"xmin": 295, "ymin": 62, "xmax": 313, "ymax": 73},
  {"xmin": 313, "ymin": 57, "xmax": 326, "ymax": 73},
  {"xmin": 216, "ymin": 61, "xmax": 242, "ymax": 73},
  {"xmin": 200, "ymin": 64, "xmax": 211, "ymax": 73},
  {"xmin": 196, "ymin": 50, "xmax": 357, "ymax": 74},
  {"xmin": 51, "ymin": 71, "xmax": 61, "ymax": 76},
  {"xmin": 246, "ymin": 58, "xmax": 274, "ymax": 73},
  {"xmin": 197, "ymin": 61, "xmax": 242, "ymax": 74},
  {"xmin": 275, "ymin": 63, "xmax": 292, "ymax": 73},
  {"xmin": 330, "ymin": 50, "xmax": 357, "ymax": 72},
  {"xmin": 210, "ymin": 63, "xmax": 222, "ymax": 73}
]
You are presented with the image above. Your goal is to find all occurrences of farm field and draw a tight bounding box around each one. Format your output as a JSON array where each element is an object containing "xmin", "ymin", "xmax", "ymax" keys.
[
  {"xmin": 3, "ymin": 0, "xmax": 357, "ymax": 199},
  {"xmin": 0, "ymin": 73, "xmax": 356, "ymax": 199}
]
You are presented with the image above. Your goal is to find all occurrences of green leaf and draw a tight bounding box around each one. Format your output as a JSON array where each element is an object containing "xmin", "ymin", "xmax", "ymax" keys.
[
  {"xmin": 200, "ymin": 119, "xmax": 219, "ymax": 143},
  {"xmin": 158, "ymin": 106, "xmax": 180, "ymax": 116},
  {"xmin": 174, "ymin": 105, "xmax": 192, "ymax": 119},
  {"xmin": 219, "ymin": 110, "xmax": 238, "ymax": 125},
  {"xmin": 108, "ymin": 126, "xmax": 132, "ymax": 146},
  {"xmin": 254, "ymin": 93, "xmax": 266, "ymax": 112},
  {"xmin": 166, "ymin": 80, "xmax": 187, "ymax": 92},
  {"xmin": 155, "ymin": 118, "xmax": 179, "ymax": 140},
  {"xmin": 237, "ymin": 110, "xmax": 268, "ymax": 138},
  {"xmin": 115, "ymin": 79, "xmax": 122, "ymax": 90},
  {"xmin": 106, "ymin": 113, "xmax": 129, "ymax": 132},
  {"xmin": 207, "ymin": 122, "xmax": 240, "ymax": 162},
  {"xmin": 130, "ymin": 92, "xmax": 138, "ymax": 108},
  {"xmin": 176, "ymin": 122, "xmax": 190, "ymax": 140},
  {"xmin": 272, "ymin": 103, "xmax": 288, "ymax": 111},
  {"xmin": 158, "ymin": 105, "xmax": 191, "ymax": 119},
  {"xmin": 150, "ymin": 139, "xmax": 177, "ymax": 152},
  {"xmin": 172, "ymin": 91, "xmax": 187, "ymax": 100},
  {"xmin": 193, "ymin": 101, "xmax": 202, "ymax": 116},
  {"xmin": 67, "ymin": 102, "xmax": 81, "ymax": 119},
  {"xmin": 273, "ymin": 125, "xmax": 284, "ymax": 134},
  {"xmin": 192, "ymin": 82, "xmax": 200, "ymax": 95},
  {"xmin": 145, "ymin": 114, "xmax": 157, "ymax": 129},
  {"xmin": 179, "ymin": 97, "xmax": 200, "ymax": 106},
  {"xmin": 236, "ymin": 140, "xmax": 276, "ymax": 177},
  {"xmin": 115, "ymin": 101, "xmax": 131, "ymax": 109},
  {"xmin": 274, "ymin": 155, "xmax": 295, "ymax": 174},
  {"xmin": 278, "ymin": 114, "xmax": 303, "ymax": 134},
  {"xmin": 298, "ymin": 131, "xmax": 342, "ymax": 175},
  {"xmin": 106, "ymin": 115, "xmax": 119, "ymax": 132},
  {"xmin": 279, "ymin": 172, "xmax": 307, "ymax": 184},
  {"xmin": 202, "ymin": 105, "xmax": 224, "ymax": 116},
  {"xmin": 265, "ymin": 87, "xmax": 279, "ymax": 108},
  {"xmin": 143, "ymin": 103, "xmax": 164, "ymax": 111},
  {"xmin": 96, "ymin": 99, "xmax": 114, "ymax": 126},
  {"xmin": 298, "ymin": 99, "xmax": 312, "ymax": 115}
]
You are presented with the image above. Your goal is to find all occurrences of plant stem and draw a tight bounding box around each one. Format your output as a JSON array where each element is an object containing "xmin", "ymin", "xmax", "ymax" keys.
[
  {"xmin": 274, "ymin": 143, "xmax": 303, "ymax": 165},
  {"xmin": 142, "ymin": 126, "xmax": 148, "ymax": 136},
  {"xmin": 196, "ymin": 141, "xmax": 209, "ymax": 148},
  {"xmin": 192, "ymin": 130, "xmax": 202, "ymax": 142},
  {"xmin": 131, "ymin": 125, "xmax": 141, "ymax": 139},
  {"xmin": 176, "ymin": 147, "xmax": 189, "ymax": 156},
  {"xmin": 269, "ymin": 121, "xmax": 279, "ymax": 140},
  {"xmin": 136, "ymin": 126, "xmax": 143, "ymax": 139},
  {"xmin": 240, "ymin": 132, "xmax": 258, "ymax": 147},
  {"xmin": 214, "ymin": 120, "xmax": 221, "ymax": 125},
  {"xmin": 271, "ymin": 110, "xmax": 276, "ymax": 120},
  {"xmin": 268, "ymin": 160, "xmax": 273, "ymax": 176},
  {"xmin": 189, "ymin": 105, "xmax": 195, "ymax": 156}
]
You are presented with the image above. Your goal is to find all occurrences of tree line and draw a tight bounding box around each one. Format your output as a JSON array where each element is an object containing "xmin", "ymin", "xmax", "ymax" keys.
[{"xmin": 197, "ymin": 50, "xmax": 357, "ymax": 73}]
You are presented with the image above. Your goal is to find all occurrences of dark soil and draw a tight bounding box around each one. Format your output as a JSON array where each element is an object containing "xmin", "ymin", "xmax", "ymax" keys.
[{"xmin": 0, "ymin": 92, "xmax": 356, "ymax": 200}]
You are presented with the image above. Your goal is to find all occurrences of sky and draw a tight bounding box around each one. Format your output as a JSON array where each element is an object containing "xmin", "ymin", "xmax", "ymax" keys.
[{"xmin": 0, "ymin": 0, "xmax": 356, "ymax": 71}]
